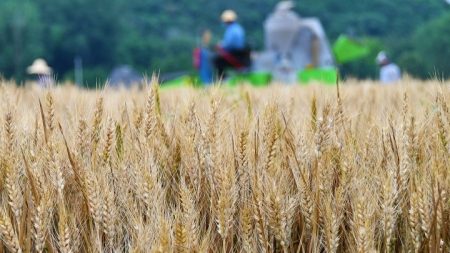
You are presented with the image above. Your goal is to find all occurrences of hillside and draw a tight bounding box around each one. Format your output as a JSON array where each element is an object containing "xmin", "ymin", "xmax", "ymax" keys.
[{"xmin": 0, "ymin": 0, "xmax": 448, "ymax": 85}]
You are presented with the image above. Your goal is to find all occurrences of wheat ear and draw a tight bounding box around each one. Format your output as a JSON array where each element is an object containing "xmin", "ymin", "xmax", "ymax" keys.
[
  {"xmin": 154, "ymin": 218, "xmax": 170, "ymax": 253},
  {"xmin": 0, "ymin": 209, "xmax": 21, "ymax": 253},
  {"xmin": 179, "ymin": 177, "xmax": 199, "ymax": 252},
  {"xmin": 101, "ymin": 116, "xmax": 115, "ymax": 166},
  {"xmin": 353, "ymin": 198, "xmax": 374, "ymax": 253},
  {"xmin": 380, "ymin": 174, "xmax": 398, "ymax": 250},
  {"xmin": 45, "ymin": 91, "xmax": 55, "ymax": 134},
  {"xmin": 102, "ymin": 183, "xmax": 117, "ymax": 250},
  {"xmin": 240, "ymin": 203, "xmax": 254, "ymax": 253},
  {"xmin": 174, "ymin": 212, "xmax": 187, "ymax": 253},
  {"xmin": 216, "ymin": 166, "xmax": 237, "ymax": 253},
  {"xmin": 409, "ymin": 192, "xmax": 421, "ymax": 253},
  {"xmin": 91, "ymin": 96, "xmax": 104, "ymax": 150},
  {"xmin": 57, "ymin": 202, "xmax": 72, "ymax": 253}
]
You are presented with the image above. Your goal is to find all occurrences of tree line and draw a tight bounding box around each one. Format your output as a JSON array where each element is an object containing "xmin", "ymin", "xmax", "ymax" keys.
[{"xmin": 0, "ymin": 0, "xmax": 449, "ymax": 86}]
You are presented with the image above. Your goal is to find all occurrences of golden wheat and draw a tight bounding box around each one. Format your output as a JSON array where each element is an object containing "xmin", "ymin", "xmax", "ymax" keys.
[{"xmin": 0, "ymin": 78, "xmax": 448, "ymax": 252}]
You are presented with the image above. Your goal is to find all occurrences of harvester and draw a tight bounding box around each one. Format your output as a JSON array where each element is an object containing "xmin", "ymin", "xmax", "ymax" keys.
[{"xmin": 163, "ymin": 1, "xmax": 368, "ymax": 87}]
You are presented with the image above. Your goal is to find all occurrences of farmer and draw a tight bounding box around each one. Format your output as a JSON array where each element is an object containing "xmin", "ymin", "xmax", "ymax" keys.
[
  {"xmin": 212, "ymin": 10, "xmax": 250, "ymax": 79},
  {"xmin": 376, "ymin": 51, "xmax": 401, "ymax": 84},
  {"xmin": 26, "ymin": 58, "xmax": 54, "ymax": 87},
  {"xmin": 193, "ymin": 29, "xmax": 214, "ymax": 84}
]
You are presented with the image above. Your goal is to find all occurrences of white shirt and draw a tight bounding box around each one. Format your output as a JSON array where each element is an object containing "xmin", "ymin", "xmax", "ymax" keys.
[{"xmin": 380, "ymin": 63, "xmax": 401, "ymax": 84}]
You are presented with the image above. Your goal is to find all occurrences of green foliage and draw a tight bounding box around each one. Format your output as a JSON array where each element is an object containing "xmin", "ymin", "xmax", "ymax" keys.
[
  {"xmin": 405, "ymin": 13, "xmax": 450, "ymax": 79},
  {"xmin": 0, "ymin": 0, "xmax": 448, "ymax": 83},
  {"xmin": 398, "ymin": 52, "xmax": 427, "ymax": 79},
  {"xmin": 0, "ymin": 0, "xmax": 44, "ymax": 82},
  {"xmin": 81, "ymin": 67, "xmax": 109, "ymax": 89},
  {"xmin": 62, "ymin": 67, "xmax": 109, "ymax": 89}
]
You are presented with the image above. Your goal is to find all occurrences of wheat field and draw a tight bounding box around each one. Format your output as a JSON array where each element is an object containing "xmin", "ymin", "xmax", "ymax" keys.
[{"xmin": 0, "ymin": 77, "xmax": 448, "ymax": 253}]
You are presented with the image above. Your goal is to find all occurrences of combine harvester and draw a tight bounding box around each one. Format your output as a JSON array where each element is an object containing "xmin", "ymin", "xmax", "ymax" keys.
[{"xmin": 163, "ymin": 1, "xmax": 368, "ymax": 88}]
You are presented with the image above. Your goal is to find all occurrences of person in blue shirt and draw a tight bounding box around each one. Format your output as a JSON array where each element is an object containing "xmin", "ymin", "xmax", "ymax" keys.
[
  {"xmin": 193, "ymin": 29, "xmax": 214, "ymax": 84},
  {"xmin": 212, "ymin": 10, "xmax": 251, "ymax": 79}
]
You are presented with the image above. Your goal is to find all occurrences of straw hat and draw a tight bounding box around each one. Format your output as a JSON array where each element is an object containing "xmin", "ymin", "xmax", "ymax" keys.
[
  {"xmin": 221, "ymin": 10, "xmax": 237, "ymax": 22},
  {"xmin": 27, "ymin": 58, "xmax": 52, "ymax": 75}
]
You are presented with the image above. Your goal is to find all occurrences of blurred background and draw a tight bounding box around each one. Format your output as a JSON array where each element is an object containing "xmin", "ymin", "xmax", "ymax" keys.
[{"xmin": 0, "ymin": 0, "xmax": 449, "ymax": 87}]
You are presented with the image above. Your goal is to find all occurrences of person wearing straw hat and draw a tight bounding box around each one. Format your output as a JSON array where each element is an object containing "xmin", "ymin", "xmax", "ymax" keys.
[
  {"xmin": 26, "ymin": 58, "xmax": 54, "ymax": 87},
  {"xmin": 212, "ymin": 10, "xmax": 250, "ymax": 79},
  {"xmin": 376, "ymin": 51, "xmax": 401, "ymax": 84}
]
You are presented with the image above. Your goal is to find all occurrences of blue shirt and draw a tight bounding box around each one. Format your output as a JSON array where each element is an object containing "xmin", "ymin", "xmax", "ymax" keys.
[
  {"xmin": 199, "ymin": 47, "xmax": 213, "ymax": 84},
  {"xmin": 220, "ymin": 22, "xmax": 245, "ymax": 51}
]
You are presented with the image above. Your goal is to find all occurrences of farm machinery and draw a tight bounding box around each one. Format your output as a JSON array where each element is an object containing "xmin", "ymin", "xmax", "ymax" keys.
[{"xmin": 163, "ymin": 1, "xmax": 368, "ymax": 87}]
